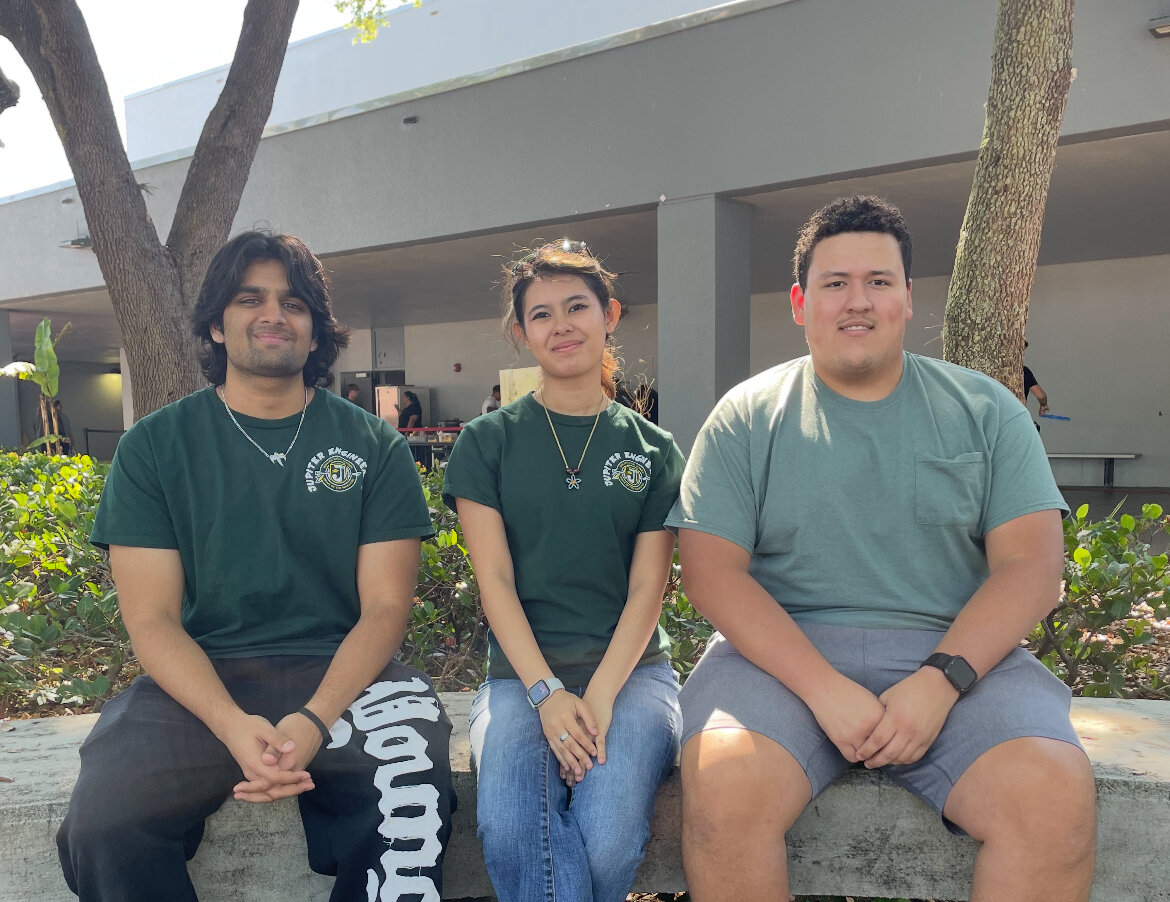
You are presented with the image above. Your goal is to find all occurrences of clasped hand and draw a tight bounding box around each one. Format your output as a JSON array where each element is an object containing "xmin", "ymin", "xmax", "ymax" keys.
[
  {"xmin": 223, "ymin": 711, "xmax": 323, "ymax": 803},
  {"xmin": 808, "ymin": 670, "xmax": 959, "ymax": 769},
  {"xmin": 537, "ymin": 690, "xmax": 606, "ymax": 787}
]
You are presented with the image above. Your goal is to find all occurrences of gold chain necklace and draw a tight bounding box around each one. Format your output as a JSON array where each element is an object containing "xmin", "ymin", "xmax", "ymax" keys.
[
  {"xmin": 219, "ymin": 385, "xmax": 308, "ymax": 467},
  {"xmin": 539, "ymin": 390, "xmax": 605, "ymax": 490}
]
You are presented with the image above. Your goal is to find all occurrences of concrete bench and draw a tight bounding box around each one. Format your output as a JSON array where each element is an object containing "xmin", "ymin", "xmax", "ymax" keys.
[
  {"xmin": 2, "ymin": 695, "xmax": 1167, "ymax": 901},
  {"xmin": 1047, "ymin": 452, "xmax": 1141, "ymax": 488}
]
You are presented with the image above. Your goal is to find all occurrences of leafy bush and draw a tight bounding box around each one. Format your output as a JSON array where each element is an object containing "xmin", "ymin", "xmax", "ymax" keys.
[
  {"xmin": 404, "ymin": 465, "xmax": 486, "ymax": 690},
  {"xmin": 661, "ymin": 558, "xmax": 712, "ymax": 678},
  {"xmin": 1031, "ymin": 502, "xmax": 1170, "ymax": 698},
  {"xmin": 4, "ymin": 451, "xmax": 1167, "ymax": 718},
  {"xmin": 0, "ymin": 452, "xmax": 127, "ymax": 715}
]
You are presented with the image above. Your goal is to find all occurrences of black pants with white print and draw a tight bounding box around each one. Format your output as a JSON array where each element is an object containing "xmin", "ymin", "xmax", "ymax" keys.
[{"xmin": 57, "ymin": 655, "xmax": 455, "ymax": 902}]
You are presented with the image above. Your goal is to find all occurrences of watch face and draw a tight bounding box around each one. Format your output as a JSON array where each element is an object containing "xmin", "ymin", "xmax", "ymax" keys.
[
  {"xmin": 527, "ymin": 680, "xmax": 552, "ymax": 707},
  {"xmin": 945, "ymin": 656, "xmax": 978, "ymax": 691}
]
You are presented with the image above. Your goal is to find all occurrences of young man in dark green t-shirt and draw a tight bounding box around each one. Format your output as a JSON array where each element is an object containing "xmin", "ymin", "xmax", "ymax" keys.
[{"xmin": 57, "ymin": 231, "xmax": 454, "ymax": 901}]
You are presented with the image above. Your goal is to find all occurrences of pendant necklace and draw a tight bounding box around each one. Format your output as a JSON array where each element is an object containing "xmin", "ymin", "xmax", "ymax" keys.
[
  {"xmin": 540, "ymin": 390, "xmax": 604, "ymax": 490},
  {"xmin": 219, "ymin": 384, "xmax": 308, "ymax": 467}
]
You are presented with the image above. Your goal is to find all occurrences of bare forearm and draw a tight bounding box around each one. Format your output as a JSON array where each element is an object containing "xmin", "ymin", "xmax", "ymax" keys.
[
  {"xmin": 302, "ymin": 607, "xmax": 407, "ymax": 725},
  {"xmin": 689, "ymin": 565, "xmax": 839, "ymax": 703},
  {"xmin": 129, "ymin": 619, "xmax": 245, "ymax": 739},
  {"xmin": 479, "ymin": 575, "xmax": 556, "ymax": 686},
  {"xmin": 588, "ymin": 571, "xmax": 669, "ymax": 699},
  {"xmin": 933, "ymin": 556, "xmax": 1060, "ymax": 677}
]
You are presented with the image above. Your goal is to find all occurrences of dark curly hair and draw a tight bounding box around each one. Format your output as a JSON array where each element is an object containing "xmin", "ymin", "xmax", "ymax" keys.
[
  {"xmin": 501, "ymin": 239, "xmax": 621, "ymax": 399},
  {"xmin": 190, "ymin": 230, "xmax": 350, "ymax": 387},
  {"xmin": 793, "ymin": 195, "xmax": 913, "ymax": 290}
]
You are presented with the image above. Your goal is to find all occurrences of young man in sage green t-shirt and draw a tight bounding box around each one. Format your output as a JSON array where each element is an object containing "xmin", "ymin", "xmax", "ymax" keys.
[
  {"xmin": 669, "ymin": 196, "xmax": 1095, "ymax": 901},
  {"xmin": 57, "ymin": 231, "xmax": 453, "ymax": 902}
]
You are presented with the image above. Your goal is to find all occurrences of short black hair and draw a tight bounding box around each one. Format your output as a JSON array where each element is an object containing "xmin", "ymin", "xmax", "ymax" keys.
[
  {"xmin": 190, "ymin": 230, "xmax": 349, "ymax": 387},
  {"xmin": 793, "ymin": 195, "xmax": 913, "ymax": 290}
]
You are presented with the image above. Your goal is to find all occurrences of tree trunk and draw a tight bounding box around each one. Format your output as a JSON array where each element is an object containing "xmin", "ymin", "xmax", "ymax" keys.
[
  {"xmin": 0, "ymin": 0, "xmax": 299, "ymax": 419},
  {"xmin": 941, "ymin": 0, "xmax": 1075, "ymax": 399}
]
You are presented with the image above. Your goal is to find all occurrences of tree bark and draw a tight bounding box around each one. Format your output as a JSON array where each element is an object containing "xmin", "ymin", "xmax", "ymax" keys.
[
  {"xmin": 941, "ymin": 0, "xmax": 1075, "ymax": 399},
  {"xmin": 0, "ymin": 0, "xmax": 299, "ymax": 418}
]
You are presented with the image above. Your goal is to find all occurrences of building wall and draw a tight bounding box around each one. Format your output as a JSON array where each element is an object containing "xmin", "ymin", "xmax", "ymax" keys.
[
  {"xmin": 6, "ymin": 0, "xmax": 1169, "ymax": 304},
  {"xmin": 404, "ymin": 318, "xmax": 515, "ymax": 424},
  {"xmin": 124, "ymin": 0, "xmax": 737, "ymax": 162}
]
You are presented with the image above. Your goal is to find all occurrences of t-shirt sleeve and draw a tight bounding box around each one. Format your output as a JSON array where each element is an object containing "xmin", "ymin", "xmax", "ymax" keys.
[
  {"xmin": 1023, "ymin": 365, "xmax": 1037, "ymax": 396},
  {"xmin": 359, "ymin": 425, "xmax": 435, "ymax": 544},
  {"xmin": 441, "ymin": 425, "xmax": 500, "ymax": 513},
  {"xmin": 982, "ymin": 400, "xmax": 1068, "ymax": 535},
  {"xmin": 663, "ymin": 400, "xmax": 758, "ymax": 554},
  {"xmin": 636, "ymin": 436, "xmax": 685, "ymax": 533},
  {"xmin": 90, "ymin": 423, "xmax": 179, "ymax": 551}
]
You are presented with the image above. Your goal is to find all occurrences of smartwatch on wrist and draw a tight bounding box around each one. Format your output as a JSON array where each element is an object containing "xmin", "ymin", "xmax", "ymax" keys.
[
  {"xmin": 526, "ymin": 677, "xmax": 565, "ymax": 709},
  {"xmin": 921, "ymin": 653, "xmax": 978, "ymax": 697}
]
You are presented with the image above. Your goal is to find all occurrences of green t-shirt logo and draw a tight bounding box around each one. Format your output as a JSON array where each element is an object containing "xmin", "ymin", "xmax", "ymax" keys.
[
  {"xmin": 602, "ymin": 451, "xmax": 652, "ymax": 493},
  {"xmin": 305, "ymin": 447, "xmax": 368, "ymax": 493}
]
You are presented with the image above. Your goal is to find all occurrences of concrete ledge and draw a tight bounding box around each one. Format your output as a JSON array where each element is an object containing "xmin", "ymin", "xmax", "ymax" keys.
[{"xmin": 2, "ymin": 695, "xmax": 1167, "ymax": 901}]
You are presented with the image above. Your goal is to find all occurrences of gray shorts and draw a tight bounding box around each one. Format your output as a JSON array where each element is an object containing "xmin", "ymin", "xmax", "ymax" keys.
[{"xmin": 679, "ymin": 623, "xmax": 1083, "ymax": 832}]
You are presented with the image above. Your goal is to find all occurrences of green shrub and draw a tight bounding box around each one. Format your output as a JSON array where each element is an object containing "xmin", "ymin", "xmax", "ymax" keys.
[
  {"xmin": 0, "ymin": 452, "xmax": 127, "ymax": 714},
  {"xmin": 4, "ymin": 450, "xmax": 1167, "ymax": 716},
  {"xmin": 405, "ymin": 465, "xmax": 486, "ymax": 690},
  {"xmin": 1031, "ymin": 502, "xmax": 1170, "ymax": 698},
  {"xmin": 661, "ymin": 556, "xmax": 712, "ymax": 678}
]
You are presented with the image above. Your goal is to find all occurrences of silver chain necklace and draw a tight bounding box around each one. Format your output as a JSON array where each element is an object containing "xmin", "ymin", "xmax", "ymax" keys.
[
  {"xmin": 218, "ymin": 385, "xmax": 308, "ymax": 467},
  {"xmin": 539, "ymin": 389, "xmax": 605, "ymax": 490}
]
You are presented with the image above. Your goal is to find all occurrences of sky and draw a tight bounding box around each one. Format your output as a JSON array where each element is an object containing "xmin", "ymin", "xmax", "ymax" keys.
[{"xmin": 0, "ymin": 1, "xmax": 353, "ymax": 198}]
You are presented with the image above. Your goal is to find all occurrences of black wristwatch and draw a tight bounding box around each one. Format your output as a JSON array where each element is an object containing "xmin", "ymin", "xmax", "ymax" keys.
[{"xmin": 921, "ymin": 653, "xmax": 978, "ymax": 697}]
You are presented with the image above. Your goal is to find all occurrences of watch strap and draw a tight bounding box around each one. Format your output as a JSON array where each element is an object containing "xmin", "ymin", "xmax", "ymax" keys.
[
  {"xmin": 920, "ymin": 653, "xmax": 977, "ymax": 696},
  {"xmin": 527, "ymin": 677, "xmax": 565, "ymax": 709}
]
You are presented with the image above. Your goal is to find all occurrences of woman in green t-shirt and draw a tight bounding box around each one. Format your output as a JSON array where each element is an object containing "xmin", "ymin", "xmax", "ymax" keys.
[{"xmin": 442, "ymin": 240, "xmax": 684, "ymax": 902}]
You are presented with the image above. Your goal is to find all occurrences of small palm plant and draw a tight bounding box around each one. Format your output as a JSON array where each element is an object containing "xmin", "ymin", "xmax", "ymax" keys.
[{"xmin": 1, "ymin": 317, "xmax": 71, "ymax": 454}]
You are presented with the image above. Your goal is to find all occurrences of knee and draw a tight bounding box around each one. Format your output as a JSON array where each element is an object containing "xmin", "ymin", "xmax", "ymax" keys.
[
  {"xmin": 962, "ymin": 739, "xmax": 1096, "ymax": 857},
  {"xmin": 582, "ymin": 814, "xmax": 651, "ymax": 877},
  {"xmin": 681, "ymin": 730, "xmax": 805, "ymax": 850}
]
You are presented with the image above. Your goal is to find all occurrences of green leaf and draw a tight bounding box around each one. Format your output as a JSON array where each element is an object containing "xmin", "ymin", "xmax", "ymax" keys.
[
  {"xmin": 1076, "ymin": 503, "xmax": 1089, "ymax": 522},
  {"xmin": 33, "ymin": 318, "xmax": 60, "ymax": 398},
  {"xmin": 1072, "ymin": 547, "xmax": 1091, "ymax": 567},
  {"xmin": 1141, "ymin": 503, "xmax": 1163, "ymax": 520},
  {"xmin": 1119, "ymin": 514, "xmax": 1136, "ymax": 532}
]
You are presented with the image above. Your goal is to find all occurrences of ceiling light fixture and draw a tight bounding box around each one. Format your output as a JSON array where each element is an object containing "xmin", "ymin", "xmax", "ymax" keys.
[{"xmin": 1150, "ymin": 16, "xmax": 1170, "ymax": 36}]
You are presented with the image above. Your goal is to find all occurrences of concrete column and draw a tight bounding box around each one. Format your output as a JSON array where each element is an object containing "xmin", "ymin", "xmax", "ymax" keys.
[
  {"xmin": 0, "ymin": 312, "xmax": 19, "ymax": 449},
  {"xmin": 657, "ymin": 194, "xmax": 752, "ymax": 453},
  {"xmin": 119, "ymin": 348, "xmax": 134, "ymax": 429}
]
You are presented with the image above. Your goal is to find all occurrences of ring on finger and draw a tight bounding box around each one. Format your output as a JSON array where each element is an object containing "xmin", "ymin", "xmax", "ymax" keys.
[{"xmin": 559, "ymin": 731, "xmax": 569, "ymax": 742}]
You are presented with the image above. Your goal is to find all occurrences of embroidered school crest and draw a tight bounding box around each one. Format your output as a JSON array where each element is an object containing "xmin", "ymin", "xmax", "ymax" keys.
[
  {"xmin": 601, "ymin": 451, "xmax": 652, "ymax": 493},
  {"xmin": 304, "ymin": 447, "xmax": 368, "ymax": 493}
]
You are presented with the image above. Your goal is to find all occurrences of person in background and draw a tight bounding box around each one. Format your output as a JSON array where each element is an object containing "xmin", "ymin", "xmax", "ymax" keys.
[
  {"xmin": 398, "ymin": 390, "xmax": 422, "ymax": 429},
  {"xmin": 344, "ymin": 383, "xmax": 361, "ymax": 405},
  {"xmin": 442, "ymin": 239, "xmax": 684, "ymax": 902},
  {"xmin": 1023, "ymin": 341, "xmax": 1050, "ymax": 417},
  {"xmin": 481, "ymin": 384, "xmax": 502, "ymax": 416}
]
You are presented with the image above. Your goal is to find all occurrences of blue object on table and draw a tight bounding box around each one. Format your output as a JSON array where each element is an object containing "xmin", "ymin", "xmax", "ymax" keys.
[{"xmin": 1039, "ymin": 413, "xmax": 1070, "ymax": 421}]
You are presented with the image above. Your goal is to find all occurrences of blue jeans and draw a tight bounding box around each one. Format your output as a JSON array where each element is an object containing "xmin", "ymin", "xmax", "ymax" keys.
[{"xmin": 469, "ymin": 660, "xmax": 681, "ymax": 902}]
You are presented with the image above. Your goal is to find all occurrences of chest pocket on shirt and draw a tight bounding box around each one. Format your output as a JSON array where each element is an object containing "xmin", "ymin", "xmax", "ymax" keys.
[{"xmin": 915, "ymin": 452, "xmax": 986, "ymax": 527}]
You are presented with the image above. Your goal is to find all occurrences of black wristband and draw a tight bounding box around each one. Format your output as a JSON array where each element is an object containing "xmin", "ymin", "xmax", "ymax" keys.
[{"xmin": 297, "ymin": 706, "xmax": 331, "ymax": 742}]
